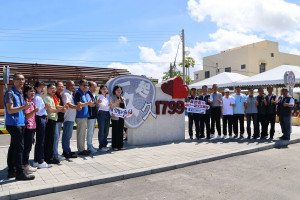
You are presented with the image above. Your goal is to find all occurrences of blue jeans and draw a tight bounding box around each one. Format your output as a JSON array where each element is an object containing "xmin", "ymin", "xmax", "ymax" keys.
[
  {"xmin": 53, "ymin": 122, "xmax": 62, "ymax": 158},
  {"xmin": 62, "ymin": 121, "xmax": 74, "ymax": 153},
  {"xmin": 87, "ymin": 118, "xmax": 96, "ymax": 150},
  {"xmin": 97, "ymin": 110, "xmax": 110, "ymax": 148}
]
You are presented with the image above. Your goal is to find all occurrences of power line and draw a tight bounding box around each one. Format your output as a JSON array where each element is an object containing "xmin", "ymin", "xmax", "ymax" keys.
[{"xmin": 0, "ymin": 55, "xmax": 203, "ymax": 65}]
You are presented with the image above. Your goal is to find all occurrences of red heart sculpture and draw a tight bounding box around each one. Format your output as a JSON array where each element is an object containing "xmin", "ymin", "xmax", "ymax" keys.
[
  {"xmin": 161, "ymin": 79, "xmax": 173, "ymax": 96},
  {"xmin": 161, "ymin": 77, "xmax": 189, "ymax": 99},
  {"xmin": 173, "ymin": 77, "xmax": 189, "ymax": 99}
]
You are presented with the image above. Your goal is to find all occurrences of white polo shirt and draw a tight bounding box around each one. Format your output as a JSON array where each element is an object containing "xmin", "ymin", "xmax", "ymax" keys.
[
  {"xmin": 222, "ymin": 96, "xmax": 235, "ymax": 115},
  {"xmin": 62, "ymin": 89, "xmax": 77, "ymax": 122}
]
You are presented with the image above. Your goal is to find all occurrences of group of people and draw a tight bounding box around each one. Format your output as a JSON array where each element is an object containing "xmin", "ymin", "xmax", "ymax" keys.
[
  {"xmin": 4, "ymin": 72, "xmax": 126, "ymax": 181},
  {"xmin": 4, "ymin": 73, "xmax": 295, "ymax": 181},
  {"xmin": 188, "ymin": 84, "xmax": 294, "ymax": 141}
]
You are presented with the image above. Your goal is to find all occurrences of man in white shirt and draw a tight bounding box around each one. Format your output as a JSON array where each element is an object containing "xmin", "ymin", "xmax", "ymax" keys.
[
  {"xmin": 222, "ymin": 88, "xmax": 235, "ymax": 139},
  {"xmin": 61, "ymin": 80, "xmax": 81, "ymax": 158}
]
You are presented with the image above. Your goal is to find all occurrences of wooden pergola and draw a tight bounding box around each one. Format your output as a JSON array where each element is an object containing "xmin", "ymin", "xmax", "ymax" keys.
[
  {"xmin": 0, "ymin": 61, "xmax": 131, "ymax": 109},
  {"xmin": 0, "ymin": 61, "xmax": 130, "ymax": 85}
]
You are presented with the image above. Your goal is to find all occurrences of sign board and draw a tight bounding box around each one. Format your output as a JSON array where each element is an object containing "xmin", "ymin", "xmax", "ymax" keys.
[
  {"xmin": 288, "ymin": 71, "xmax": 295, "ymax": 88},
  {"xmin": 111, "ymin": 107, "xmax": 133, "ymax": 119},
  {"xmin": 185, "ymin": 100, "xmax": 210, "ymax": 114}
]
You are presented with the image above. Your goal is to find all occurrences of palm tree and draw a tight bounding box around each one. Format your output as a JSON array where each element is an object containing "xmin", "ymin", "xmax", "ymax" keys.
[{"xmin": 179, "ymin": 56, "xmax": 195, "ymax": 85}]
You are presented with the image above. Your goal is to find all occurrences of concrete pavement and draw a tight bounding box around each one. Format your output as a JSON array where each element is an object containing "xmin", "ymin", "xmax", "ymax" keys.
[
  {"xmin": 0, "ymin": 119, "xmax": 300, "ymax": 200},
  {"xmin": 23, "ymin": 143, "xmax": 300, "ymax": 200}
]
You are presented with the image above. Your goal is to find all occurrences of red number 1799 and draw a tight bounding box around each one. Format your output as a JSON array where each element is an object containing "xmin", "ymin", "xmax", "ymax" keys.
[{"xmin": 155, "ymin": 101, "xmax": 185, "ymax": 115}]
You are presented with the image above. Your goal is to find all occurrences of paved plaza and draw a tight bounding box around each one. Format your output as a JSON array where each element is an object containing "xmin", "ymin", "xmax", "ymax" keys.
[{"xmin": 0, "ymin": 119, "xmax": 300, "ymax": 200}]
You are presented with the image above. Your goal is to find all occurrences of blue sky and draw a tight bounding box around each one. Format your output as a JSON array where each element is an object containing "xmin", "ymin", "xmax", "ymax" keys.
[{"xmin": 1, "ymin": 0, "xmax": 300, "ymax": 81}]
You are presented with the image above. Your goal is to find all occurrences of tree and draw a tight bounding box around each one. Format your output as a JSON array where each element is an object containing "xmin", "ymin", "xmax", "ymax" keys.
[
  {"xmin": 162, "ymin": 70, "xmax": 192, "ymax": 84},
  {"xmin": 179, "ymin": 56, "xmax": 195, "ymax": 85}
]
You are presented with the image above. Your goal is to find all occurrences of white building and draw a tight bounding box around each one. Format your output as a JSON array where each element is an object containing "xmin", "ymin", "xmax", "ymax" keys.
[{"xmin": 193, "ymin": 40, "xmax": 300, "ymax": 83}]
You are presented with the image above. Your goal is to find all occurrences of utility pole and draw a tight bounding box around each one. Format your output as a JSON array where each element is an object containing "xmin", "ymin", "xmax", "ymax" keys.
[
  {"xmin": 169, "ymin": 62, "xmax": 173, "ymax": 78},
  {"xmin": 181, "ymin": 29, "xmax": 185, "ymax": 84}
]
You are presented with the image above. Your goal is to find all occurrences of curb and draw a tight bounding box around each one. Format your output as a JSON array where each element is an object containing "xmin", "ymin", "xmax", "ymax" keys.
[
  {"xmin": 1, "ymin": 138, "xmax": 300, "ymax": 200},
  {"xmin": 0, "ymin": 129, "xmax": 8, "ymax": 134}
]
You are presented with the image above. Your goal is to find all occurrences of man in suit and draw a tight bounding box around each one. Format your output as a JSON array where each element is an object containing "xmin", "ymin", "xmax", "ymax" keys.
[
  {"xmin": 276, "ymin": 88, "xmax": 294, "ymax": 140},
  {"xmin": 199, "ymin": 85, "xmax": 211, "ymax": 139},
  {"xmin": 265, "ymin": 86, "xmax": 277, "ymax": 139},
  {"xmin": 187, "ymin": 88, "xmax": 200, "ymax": 140}
]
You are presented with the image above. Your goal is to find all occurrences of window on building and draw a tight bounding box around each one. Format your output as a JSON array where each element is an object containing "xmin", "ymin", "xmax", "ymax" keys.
[
  {"xmin": 195, "ymin": 74, "xmax": 199, "ymax": 80},
  {"xmin": 225, "ymin": 67, "xmax": 231, "ymax": 72},
  {"xmin": 260, "ymin": 63, "xmax": 266, "ymax": 73},
  {"xmin": 205, "ymin": 71, "xmax": 210, "ymax": 78},
  {"xmin": 271, "ymin": 53, "xmax": 274, "ymax": 57},
  {"xmin": 241, "ymin": 64, "xmax": 246, "ymax": 69}
]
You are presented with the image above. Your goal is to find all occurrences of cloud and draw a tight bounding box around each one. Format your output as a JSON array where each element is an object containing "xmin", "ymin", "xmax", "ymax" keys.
[
  {"xmin": 190, "ymin": 29, "xmax": 263, "ymax": 53},
  {"xmin": 187, "ymin": 0, "xmax": 300, "ymax": 33},
  {"xmin": 109, "ymin": 35, "xmax": 189, "ymax": 81},
  {"xmin": 187, "ymin": 0, "xmax": 300, "ymax": 40},
  {"xmin": 119, "ymin": 36, "xmax": 128, "ymax": 44},
  {"xmin": 108, "ymin": 62, "xmax": 163, "ymax": 80},
  {"xmin": 288, "ymin": 48, "xmax": 300, "ymax": 55}
]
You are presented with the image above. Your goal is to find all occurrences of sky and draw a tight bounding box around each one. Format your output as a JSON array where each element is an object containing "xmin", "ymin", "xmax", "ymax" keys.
[{"xmin": 1, "ymin": 0, "xmax": 300, "ymax": 82}]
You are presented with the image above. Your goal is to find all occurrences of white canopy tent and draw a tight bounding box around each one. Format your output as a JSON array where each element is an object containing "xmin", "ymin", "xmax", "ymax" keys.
[
  {"xmin": 220, "ymin": 65, "xmax": 300, "ymax": 88},
  {"xmin": 189, "ymin": 72, "xmax": 249, "ymax": 89}
]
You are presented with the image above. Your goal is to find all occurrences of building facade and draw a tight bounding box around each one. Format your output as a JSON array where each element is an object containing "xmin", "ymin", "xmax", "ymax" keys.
[{"xmin": 193, "ymin": 40, "xmax": 300, "ymax": 82}]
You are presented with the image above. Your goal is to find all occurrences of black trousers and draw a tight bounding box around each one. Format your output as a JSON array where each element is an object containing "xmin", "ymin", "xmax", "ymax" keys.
[
  {"xmin": 35, "ymin": 115, "xmax": 47, "ymax": 163},
  {"xmin": 279, "ymin": 114, "xmax": 291, "ymax": 139},
  {"xmin": 111, "ymin": 119, "xmax": 124, "ymax": 149},
  {"xmin": 200, "ymin": 114, "xmax": 210, "ymax": 138},
  {"xmin": 23, "ymin": 128, "xmax": 35, "ymax": 165},
  {"xmin": 188, "ymin": 113, "xmax": 200, "ymax": 138},
  {"xmin": 233, "ymin": 114, "xmax": 245, "ymax": 136},
  {"xmin": 266, "ymin": 114, "xmax": 276, "ymax": 138},
  {"xmin": 211, "ymin": 107, "xmax": 221, "ymax": 135},
  {"xmin": 44, "ymin": 119, "xmax": 56, "ymax": 162},
  {"xmin": 223, "ymin": 115, "xmax": 233, "ymax": 136},
  {"xmin": 246, "ymin": 113, "xmax": 258, "ymax": 138},
  {"xmin": 257, "ymin": 114, "xmax": 268, "ymax": 138},
  {"xmin": 6, "ymin": 125, "xmax": 25, "ymax": 175}
]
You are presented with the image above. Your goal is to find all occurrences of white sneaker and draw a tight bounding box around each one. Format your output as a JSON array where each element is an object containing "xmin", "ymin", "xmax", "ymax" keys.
[
  {"xmin": 229, "ymin": 136, "xmax": 233, "ymax": 139},
  {"xmin": 216, "ymin": 135, "xmax": 221, "ymax": 139},
  {"xmin": 37, "ymin": 161, "xmax": 52, "ymax": 169},
  {"xmin": 33, "ymin": 162, "xmax": 38, "ymax": 168},
  {"xmin": 24, "ymin": 165, "xmax": 37, "ymax": 173},
  {"xmin": 223, "ymin": 135, "xmax": 227, "ymax": 139}
]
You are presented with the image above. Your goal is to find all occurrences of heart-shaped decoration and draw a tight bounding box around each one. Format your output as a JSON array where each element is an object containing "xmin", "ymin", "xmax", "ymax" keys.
[
  {"xmin": 173, "ymin": 77, "xmax": 189, "ymax": 99},
  {"xmin": 161, "ymin": 79, "xmax": 173, "ymax": 96}
]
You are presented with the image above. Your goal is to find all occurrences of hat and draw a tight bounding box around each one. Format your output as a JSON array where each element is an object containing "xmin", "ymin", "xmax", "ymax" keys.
[{"xmin": 224, "ymin": 88, "xmax": 230, "ymax": 93}]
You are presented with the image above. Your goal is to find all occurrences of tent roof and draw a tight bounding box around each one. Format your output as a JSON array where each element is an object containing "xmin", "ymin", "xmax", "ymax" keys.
[
  {"xmin": 220, "ymin": 65, "xmax": 300, "ymax": 88},
  {"xmin": 189, "ymin": 72, "xmax": 249, "ymax": 89}
]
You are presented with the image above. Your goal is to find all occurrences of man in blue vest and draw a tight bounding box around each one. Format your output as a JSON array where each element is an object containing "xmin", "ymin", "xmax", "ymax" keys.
[
  {"xmin": 276, "ymin": 88, "xmax": 294, "ymax": 140},
  {"xmin": 4, "ymin": 73, "xmax": 35, "ymax": 180},
  {"xmin": 75, "ymin": 79, "xmax": 93, "ymax": 155}
]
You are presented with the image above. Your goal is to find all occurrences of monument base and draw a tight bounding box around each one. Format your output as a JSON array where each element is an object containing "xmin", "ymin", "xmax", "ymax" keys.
[{"xmin": 127, "ymin": 86, "xmax": 185, "ymax": 146}]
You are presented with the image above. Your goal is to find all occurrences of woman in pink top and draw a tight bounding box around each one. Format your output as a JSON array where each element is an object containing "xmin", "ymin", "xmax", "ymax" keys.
[{"xmin": 23, "ymin": 85, "xmax": 39, "ymax": 173}]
